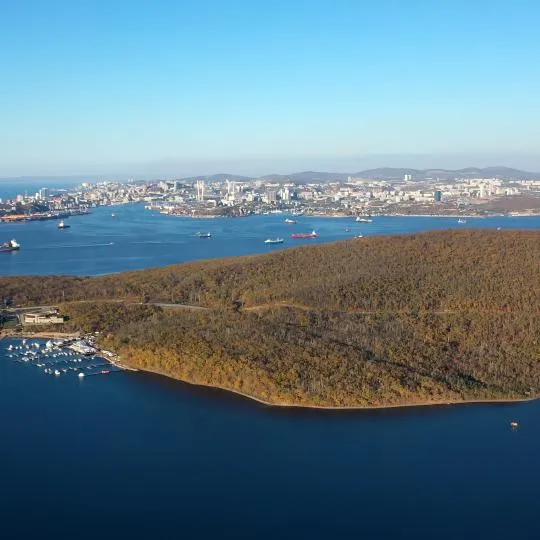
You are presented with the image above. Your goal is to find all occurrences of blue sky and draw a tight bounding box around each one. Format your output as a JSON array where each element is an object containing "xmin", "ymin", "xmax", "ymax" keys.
[{"xmin": 1, "ymin": 0, "xmax": 540, "ymax": 177}]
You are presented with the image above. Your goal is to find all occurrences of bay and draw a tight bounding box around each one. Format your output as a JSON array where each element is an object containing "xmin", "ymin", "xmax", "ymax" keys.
[
  {"xmin": 1, "ymin": 200, "xmax": 538, "ymax": 276},
  {"xmin": 1, "ymin": 340, "xmax": 539, "ymax": 539},
  {"xmin": 1, "ymin": 189, "xmax": 539, "ymax": 539}
]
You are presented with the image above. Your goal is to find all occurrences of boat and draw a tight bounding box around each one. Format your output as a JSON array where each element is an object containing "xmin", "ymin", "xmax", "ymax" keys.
[
  {"xmin": 355, "ymin": 217, "xmax": 373, "ymax": 223},
  {"xmin": 57, "ymin": 220, "xmax": 70, "ymax": 229},
  {"xmin": 54, "ymin": 369, "xmax": 61, "ymax": 376},
  {"xmin": 0, "ymin": 239, "xmax": 20, "ymax": 252},
  {"xmin": 457, "ymin": 218, "xmax": 467, "ymax": 224},
  {"xmin": 111, "ymin": 213, "xmax": 116, "ymax": 218},
  {"xmin": 264, "ymin": 238, "xmax": 284, "ymax": 244},
  {"xmin": 284, "ymin": 218, "xmax": 297, "ymax": 224},
  {"xmin": 196, "ymin": 232, "xmax": 211, "ymax": 238},
  {"xmin": 510, "ymin": 420, "xmax": 519, "ymax": 428},
  {"xmin": 101, "ymin": 370, "xmax": 110, "ymax": 375},
  {"xmin": 356, "ymin": 234, "xmax": 363, "ymax": 238},
  {"xmin": 78, "ymin": 372, "xmax": 85, "ymax": 378},
  {"xmin": 291, "ymin": 230, "xmax": 318, "ymax": 239}
]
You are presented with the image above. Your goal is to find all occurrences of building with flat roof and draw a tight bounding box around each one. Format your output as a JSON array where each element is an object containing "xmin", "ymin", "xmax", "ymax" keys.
[{"xmin": 22, "ymin": 310, "xmax": 64, "ymax": 325}]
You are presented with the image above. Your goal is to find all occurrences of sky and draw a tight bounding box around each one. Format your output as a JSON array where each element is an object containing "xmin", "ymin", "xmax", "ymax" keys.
[{"xmin": 1, "ymin": 0, "xmax": 540, "ymax": 177}]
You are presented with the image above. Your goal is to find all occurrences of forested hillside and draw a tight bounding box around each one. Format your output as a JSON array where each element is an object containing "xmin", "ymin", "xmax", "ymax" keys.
[{"xmin": 2, "ymin": 229, "xmax": 539, "ymax": 407}]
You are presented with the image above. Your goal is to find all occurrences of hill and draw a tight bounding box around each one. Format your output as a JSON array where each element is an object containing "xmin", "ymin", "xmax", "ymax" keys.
[
  {"xmin": 253, "ymin": 167, "xmax": 538, "ymax": 183},
  {"xmin": 352, "ymin": 166, "xmax": 538, "ymax": 181},
  {"xmin": 2, "ymin": 229, "xmax": 539, "ymax": 408}
]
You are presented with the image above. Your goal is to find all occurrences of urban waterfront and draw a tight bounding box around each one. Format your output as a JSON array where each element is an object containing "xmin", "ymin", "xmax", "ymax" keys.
[
  {"xmin": 2, "ymin": 194, "xmax": 540, "ymax": 539},
  {"xmin": 1, "ymin": 200, "xmax": 539, "ymax": 276}
]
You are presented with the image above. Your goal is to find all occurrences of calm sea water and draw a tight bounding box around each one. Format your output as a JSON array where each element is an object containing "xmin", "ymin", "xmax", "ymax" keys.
[
  {"xmin": 0, "ymin": 179, "xmax": 82, "ymax": 201},
  {"xmin": 1, "ymin": 199, "xmax": 538, "ymax": 276},
  {"xmin": 1, "ymin": 187, "xmax": 539, "ymax": 539},
  {"xmin": 2, "ymin": 340, "xmax": 539, "ymax": 540}
]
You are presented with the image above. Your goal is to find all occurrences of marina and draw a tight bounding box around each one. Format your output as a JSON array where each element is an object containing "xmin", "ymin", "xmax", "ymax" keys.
[{"xmin": 2, "ymin": 335, "xmax": 135, "ymax": 379}]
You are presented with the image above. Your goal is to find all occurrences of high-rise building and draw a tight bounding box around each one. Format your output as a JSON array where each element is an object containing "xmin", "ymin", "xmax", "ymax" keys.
[
  {"xmin": 434, "ymin": 190, "xmax": 442, "ymax": 202},
  {"xmin": 266, "ymin": 189, "xmax": 278, "ymax": 204},
  {"xmin": 196, "ymin": 180, "xmax": 205, "ymax": 201},
  {"xmin": 38, "ymin": 187, "xmax": 49, "ymax": 200}
]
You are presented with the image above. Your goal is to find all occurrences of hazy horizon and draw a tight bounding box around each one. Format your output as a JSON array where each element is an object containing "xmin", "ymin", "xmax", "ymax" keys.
[
  {"xmin": 2, "ymin": 1, "xmax": 540, "ymax": 178},
  {"xmin": 1, "ymin": 153, "xmax": 540, "ymax": 182}
]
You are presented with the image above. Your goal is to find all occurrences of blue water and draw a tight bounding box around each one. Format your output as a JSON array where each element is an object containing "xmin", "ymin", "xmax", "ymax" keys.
[
  {"xmin": 2, "ymin": 192, "xmax": 540, "ymax": 538},
  {"xmin": 2, "ymin": 339, "xmax": 539, "ymax": 539},
  {"xmin": 0, "ymin": 179, "xmax": 81, "ymax": 201},
  {"xmin": 1, "ymin": 201, "xmax": 538, "ymax": 276}
]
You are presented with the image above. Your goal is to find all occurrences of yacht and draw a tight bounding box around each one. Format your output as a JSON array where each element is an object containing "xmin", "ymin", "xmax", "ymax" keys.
[
  {"xmin": 284, "ymin": 218, "xmax": 296, "ymax": 224},
  {"xmin": 0, "ymin": 239, "xmax": 20, "ymax": 252}
]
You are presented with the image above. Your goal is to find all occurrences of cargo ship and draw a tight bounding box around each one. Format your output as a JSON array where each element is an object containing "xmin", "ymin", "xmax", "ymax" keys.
[
  {"xmin": 291, "ymin": 230, "xmax": 317, "ymax": 239},
  {"xmin": 0, "ymin": 239, "xmax": 20, "ymax": 252}
]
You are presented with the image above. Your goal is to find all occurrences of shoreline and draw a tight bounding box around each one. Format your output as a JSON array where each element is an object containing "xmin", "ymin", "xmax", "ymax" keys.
[
  {"xmin": 130, "ymin": 363, "xmax": 537, "ymax": 411},
  {"xmin": 2, "ymin": 331, "xmax": 536, "ymax": 411}
]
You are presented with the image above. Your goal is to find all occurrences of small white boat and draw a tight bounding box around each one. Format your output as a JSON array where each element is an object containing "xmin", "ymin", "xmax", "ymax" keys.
[
  {"xmin": 284, "ymin": 218, "xmax": 296, "ymax": 224},
  {"xmin": 196, "ymin": 232, "xmax": 211, "ymax": 238},
  {"xmin": 111, "ymin": 213, "xmax": 116, "ymax": 218},
  {"xmin": 0, "ymin": 239, "xmax": 20, "ymax": 252},
  {"xmin": 54, "ymin": 369, "xmax": 61, "ymax": 376},
  {"xmin": 264, "ymin": 238, "xmax": 284, "ymax": 244},
  {"xmin": 510, "ymin": 420, "xmax": 519, "ymax": 428},
  {"xmin": 457, "ymin": 218, "xmax": 467, "ymax": 224},
  {"xmin": 355, "ymin": 217, "xmax": 373, "ymax": 223},
  {"xmin": 78, "ymin": 372, "xmax": 85, "ymax": 378}
]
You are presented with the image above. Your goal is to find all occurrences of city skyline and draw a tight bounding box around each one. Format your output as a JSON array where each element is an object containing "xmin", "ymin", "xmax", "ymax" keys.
[{"xmin": 2, "ymin": 0, "xmax": 540, "ymax": 176}]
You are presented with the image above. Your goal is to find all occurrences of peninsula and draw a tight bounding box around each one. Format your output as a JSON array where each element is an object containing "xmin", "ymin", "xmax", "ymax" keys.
[{"xmin": 1, "ymin": 229, "xmax": 539, "ymax": 408}]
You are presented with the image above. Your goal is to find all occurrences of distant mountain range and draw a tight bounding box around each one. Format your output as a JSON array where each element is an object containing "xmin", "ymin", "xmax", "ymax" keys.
[
  {"xmin": 352, "ymin": 166, "xmax": 539, "ymax": 181},
  {"xmin": 2, "ymin": 167, "xmax": 538, "ymax": 186},
  {"xmin": 182, "ymin": 166, "xmax": 539, "ymax": 184}
]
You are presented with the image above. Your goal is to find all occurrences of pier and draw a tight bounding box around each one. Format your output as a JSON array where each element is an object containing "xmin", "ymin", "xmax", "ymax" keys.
[{"xmin": 2, "ymin": 334, "xmax": 138, "ymax": 380}]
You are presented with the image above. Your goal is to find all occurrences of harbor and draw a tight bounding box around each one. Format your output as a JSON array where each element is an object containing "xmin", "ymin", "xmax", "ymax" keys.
[{"xmin": 1, "ymin": 334, "xmax": 137, "ymax": 379}]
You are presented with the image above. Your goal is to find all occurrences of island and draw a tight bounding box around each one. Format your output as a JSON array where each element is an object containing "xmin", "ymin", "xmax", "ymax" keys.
[{"xmin": 1, "ymin": 228, "xmax": 539, "ymax": 409}]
